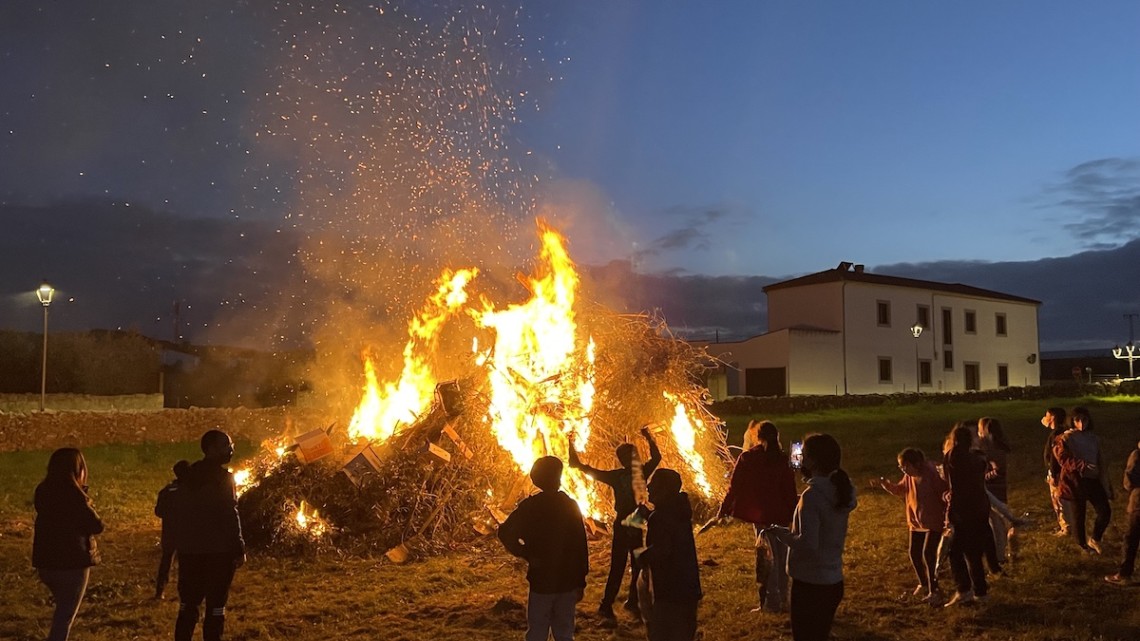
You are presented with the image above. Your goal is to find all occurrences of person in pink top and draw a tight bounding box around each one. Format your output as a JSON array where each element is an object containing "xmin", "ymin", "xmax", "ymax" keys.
[{"xmin": 873, "ymin": 447, "xmax": 948, "ymax": 606}]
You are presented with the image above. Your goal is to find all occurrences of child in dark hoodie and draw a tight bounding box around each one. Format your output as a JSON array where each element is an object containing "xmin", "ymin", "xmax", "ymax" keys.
[
  {"xmin": 640, "ymin": 468, "xmax": 702, "ymax": 641},
  {"xmin": 498, "ymin": 456, "xmax": 589, "ymax": 641},
  {"xmin": 154, "ymin": 459, "xmax": 191, "ymax": 599}
]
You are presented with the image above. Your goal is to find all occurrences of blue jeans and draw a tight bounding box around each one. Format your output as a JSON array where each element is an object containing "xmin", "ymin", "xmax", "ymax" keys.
[
  {"xmin": 526, "ymin": 589, "xmax": 578, "ymax": 641},
  {"xmin": 38, "ymin": 567, "xmax": 90, "ymax": 641}
]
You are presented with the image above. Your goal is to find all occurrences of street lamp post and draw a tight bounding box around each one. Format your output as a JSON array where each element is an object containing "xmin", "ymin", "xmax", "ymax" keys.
[
  {"xmin": 36, "ymin": 282, "xmax": 54, "ymax": 412},
  {"xmin": 1113, "ymin": 342, "xmax": 1137, "ymax": 379},
  {"xmin": 910, "ymin": 323, "xmax": 924, "ymax": 393}
]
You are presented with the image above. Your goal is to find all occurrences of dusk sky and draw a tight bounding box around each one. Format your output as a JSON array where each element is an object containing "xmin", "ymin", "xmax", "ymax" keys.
[{"xmin": 1, "ymin": 1, "xmax": 1138, "ymax": 350}]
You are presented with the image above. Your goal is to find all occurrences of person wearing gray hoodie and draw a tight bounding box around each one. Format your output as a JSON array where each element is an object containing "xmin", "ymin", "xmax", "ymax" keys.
[{"xmin": 773, "ymin": 433, "xmax": 856, "ymax": 641}]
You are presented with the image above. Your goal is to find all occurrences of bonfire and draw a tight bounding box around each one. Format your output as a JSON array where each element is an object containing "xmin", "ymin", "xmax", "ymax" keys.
[{"xmin": 236, "ymin": 221, "xmax": 730, "ymax": 559}]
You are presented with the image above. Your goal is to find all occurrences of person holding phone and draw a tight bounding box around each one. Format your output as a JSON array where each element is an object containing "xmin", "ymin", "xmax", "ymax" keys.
[{"xmin": 771, "ymin": 433, "xmax": 856, "ymax": 641}]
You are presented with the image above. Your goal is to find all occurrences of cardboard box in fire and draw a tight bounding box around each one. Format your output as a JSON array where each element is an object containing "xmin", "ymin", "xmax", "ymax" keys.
[
  {"xmin": 294, "ymin": 426, "xmax": 335, "ymax": 463},
  {"xmin": 341, "ymin": 441, "xmax": 391, "ymax": 488}
]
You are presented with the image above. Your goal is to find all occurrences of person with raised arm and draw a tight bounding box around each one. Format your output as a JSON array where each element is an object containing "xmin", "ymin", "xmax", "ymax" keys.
[{"xmin": 568, "ymin": 425, "xmax": 660, "ymax": 623}]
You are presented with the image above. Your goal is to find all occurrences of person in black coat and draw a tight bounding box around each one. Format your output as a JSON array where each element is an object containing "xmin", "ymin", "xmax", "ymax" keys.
[
  {"xmin": 498, "ymin": 456, "xmax": 589, "ymax": 641},
  {"xmin": 174, "ymin": 430, "xmax": 246, "ymax": 641},
  {"xmin": 640, "ymin": 468, "xmax": 702, "ymax": 641},
  {"xmin": 154, "ymin": 459, "xmax": 190, "ymax": 599},
  {"xmin": 33, "ymin": 447, "xmax": 104, "ymax": 641},
  {"xmin": 569, "ymin": 426, "xmax": 660, "ymax": 621}
]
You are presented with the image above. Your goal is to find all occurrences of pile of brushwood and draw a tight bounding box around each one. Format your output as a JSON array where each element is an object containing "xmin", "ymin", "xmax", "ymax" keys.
[{"xmin": 236, "ymin": 312, "xmax": 731, "ymax": 560}]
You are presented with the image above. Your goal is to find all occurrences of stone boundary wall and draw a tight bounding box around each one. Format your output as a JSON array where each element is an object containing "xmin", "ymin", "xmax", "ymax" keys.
[
  {"xmin": 710, "ymin": 381, "xmax": 1140, "ymax": 417},
  {"xmin": 0, "ymin": 407, "xmax": 333, "ymax": 453},
  {"xmin": 0, "ymin": 394, "xmax": 164, "ymax": 413}
]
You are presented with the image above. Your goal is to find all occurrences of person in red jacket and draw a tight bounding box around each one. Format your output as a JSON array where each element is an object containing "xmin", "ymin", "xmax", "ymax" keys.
[
  {"xmin": 873, "ymin": 447, "xmax": 948, "ymax": 605},
  {"xmin": 33, "ymin": 447, "xmax": 104, "ymax": 641},
  {"xmin": 718, "ymin": 420, "xmax": 798, "ymax": 613}
]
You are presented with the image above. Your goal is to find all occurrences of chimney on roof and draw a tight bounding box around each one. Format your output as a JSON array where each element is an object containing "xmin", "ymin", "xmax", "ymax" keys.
[
  {"xmin": 853, "ymin": 264, "xmax": 865, "ymax": 273},
  {"xmin": 836, "ymin": 261, "xmax": 853, "ymax": 272}
]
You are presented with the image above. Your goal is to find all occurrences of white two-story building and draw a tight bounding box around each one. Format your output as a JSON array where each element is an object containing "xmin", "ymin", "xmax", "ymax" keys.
[{"xmin": 701, "ymin": 262, "xmax": 1041, "ymax": 397}]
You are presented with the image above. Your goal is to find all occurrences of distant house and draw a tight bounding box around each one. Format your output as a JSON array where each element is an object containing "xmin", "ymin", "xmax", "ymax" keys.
[{"xmin": 698, "ymin": 262, "xmax": 1042, "ymax": 397}]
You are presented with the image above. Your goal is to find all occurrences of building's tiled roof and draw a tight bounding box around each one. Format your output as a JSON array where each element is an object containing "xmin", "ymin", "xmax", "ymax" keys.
[{"xmin": 762, "ymin": 266, "xmax": 1041, "ymax": 305}]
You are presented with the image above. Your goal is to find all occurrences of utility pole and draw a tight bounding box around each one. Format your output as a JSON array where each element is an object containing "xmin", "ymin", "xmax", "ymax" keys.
[{"xmin": 1125, "ymin": 313, "xmax": 1138, "ymax": 344}]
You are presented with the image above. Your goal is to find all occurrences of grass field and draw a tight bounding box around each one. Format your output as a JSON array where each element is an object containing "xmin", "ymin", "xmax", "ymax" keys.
[{"xmin": 1, "ymin": 397, "xmax": 1138, "ymax": 640}]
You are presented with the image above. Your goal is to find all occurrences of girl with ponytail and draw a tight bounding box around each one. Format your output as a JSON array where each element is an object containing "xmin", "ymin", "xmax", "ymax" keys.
[{"xmin": 772, "ymin": 433, "xmax": 856, "ymax": 641}]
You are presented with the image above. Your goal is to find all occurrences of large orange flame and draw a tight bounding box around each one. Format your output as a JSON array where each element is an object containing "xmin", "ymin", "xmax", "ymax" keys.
[
  {"xmin": 340, "ymin": 221, "xmax": 718, "ymax": 523},
  {"xmin": 347, "ymin": 268, "xmax": 478, "ymax": 441},
  {"xmin": 474, "ymin": 223, "xmax": 602, "ymax": 517}
]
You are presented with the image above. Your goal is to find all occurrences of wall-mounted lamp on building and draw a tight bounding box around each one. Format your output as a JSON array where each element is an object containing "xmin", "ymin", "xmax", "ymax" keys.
[{"xmin": 1113, "ymin": 342, "xmax": 1137, "ymax": 379}]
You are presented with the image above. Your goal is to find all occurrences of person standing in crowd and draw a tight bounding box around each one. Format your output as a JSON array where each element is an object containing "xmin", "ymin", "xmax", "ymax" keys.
[
  {"xmin": 1054, "ymin": 406, "xmax": 1113, "ymax": 554},
  {"xmin": 718, "ymin": 420, "xmax": 798, "ymax": 612},
  {"xmin": 175, "ymin": 430, "xmax": 246, "ymax": 641},
  {"xmin": 33, "ymin": 448, "xmax": 105, "ymax": 641},
  {"xmin": 772, "ymin": 433, "xmax": 856, "ymax": 641},
  {"xmin": 942, "ymin": 423, "xmax": 993, "ymax": 606},
  {"xmin": 977, "ymin": 417, "xmax": 1013, "ymax": 568},
  {"xmin": 568, "ymin": 426, "xmax": 660, "ymax": 622},
  {"xmin": 873, "ymin": 447, "xmax": 947, "ymax": 606},
  {"xmin": 498, "ymin": 456, "xmax": 589, "ymax": 641},
  {"xmin": 1106, "ymin": 437, "xmax": 1140, "ymax": 585},
  {"xmin": 639, "ymin": 468, "xmax": 702, "ymax": 641},
  {"xmin": 154, "ymin": 459, "xmax": 191, "ymax": 599},
  {"xmin": 1042, "ymin": 407, "xmax": 1071, "ymax": 537}
]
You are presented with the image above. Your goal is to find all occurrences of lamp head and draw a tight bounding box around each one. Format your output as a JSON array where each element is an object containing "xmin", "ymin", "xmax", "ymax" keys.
[
  {"xmin": 36, "ymin": 282, "xmax": 54, "ymax": 306},
  {"xmin": 910, "ymin": 323, "xmax": 923, "ymax": 338}
]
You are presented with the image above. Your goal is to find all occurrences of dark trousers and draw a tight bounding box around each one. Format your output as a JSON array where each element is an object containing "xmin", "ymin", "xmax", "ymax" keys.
[
  {"xmin": 176, "ymin": 553, "xmax": 237, "ymax": 641},
  {"xmin": 647, "ymin": 598, "xmax": 698, "ymax": 641},
  {"xmin": 908, "ymin": 530, "xmax": 941, "ymax": 592},
  {"xmin": 1073, "ymin": 478, "xmax": 1112, "ymax": 548},
  {"xmin": 156, "ymin": 547, "xmax": 176, "ymax": 595},
  {"xmin": 790, "ymin": 578, "xmax": 843, "ymax": 641},
  {"xmin": 1119, "ymin": 508, "xmax": 1140, "ymax": 578},
  {"xmin": 38, "ymin": 567, "xmax": 89, "ymax": 641},
  {"xmin": 603, "ymin": 525, "xmax": 643, "ymax": 607},
  {"xmin": 948, "ymin": 519, "xmax": 990, "ymax": 597}
]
